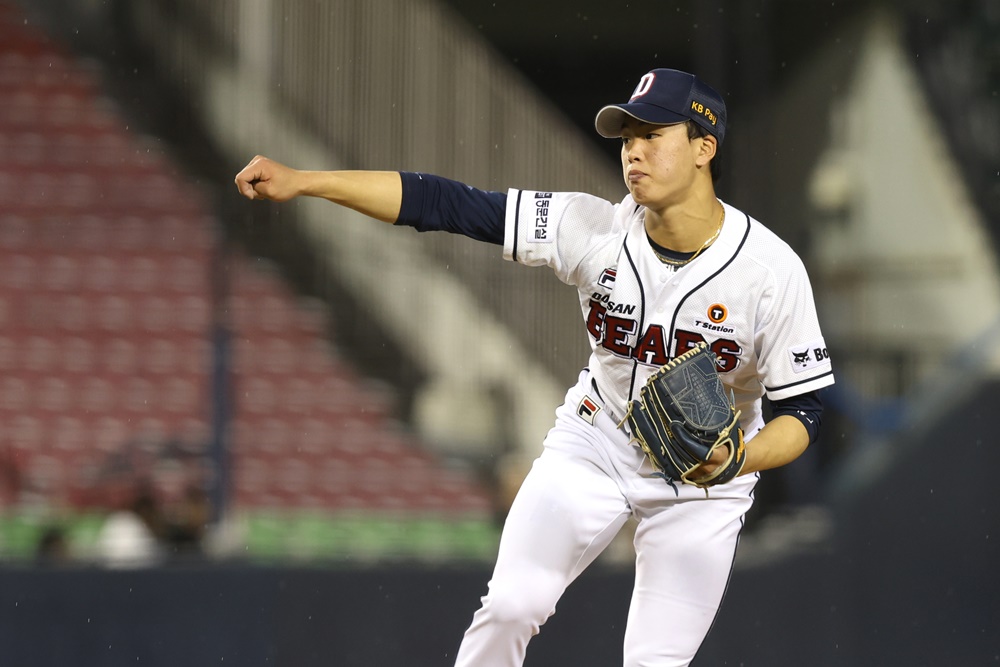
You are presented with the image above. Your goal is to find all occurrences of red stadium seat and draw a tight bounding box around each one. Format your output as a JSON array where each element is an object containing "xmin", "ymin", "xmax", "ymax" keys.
[
  {"xmin": 0, "ymin": 213, "xmax": 30, "ymax": 250},
  {"xmin": 100, "ymin": 335, "xmax": 140, "ymax": 374},
  {"xmin": 0, "ymin": 253, "xmax": 37, "ymax": 290},
  {"xmin": 150, "ymin": 213, "xmax": 218, "ymax": 253},
  {"xmin": 175, "ymin": 295, "xmax": 211, "ymax": 334},
  {"xmin": 60, "ymin": 336, "xmax": 97, "ymax": 374},
  {"xmin": 239, "ymin": 417, "xmax": 296, "ymax": 457},
  {"xmin": 40, "ymin": 254, "xmax": 82, "ymax": 291},
  {"xmin": 141, "ymin": 337, "xmax": 182, "ymax": 375},
  {"xmin": 0, "ymin": 334, "xmax": 14, "ymax": 373},
  {"xmin": 50, "ymin": 415, "xmax": 87, "ymax": 453},
  {"xmin": 76, "ymin": 375, "xmax": 119, "ymax": 415},
  {"xmin": 0, "ymin": 20, "xmax": 495, "ymax": 517},
  {"xmin": 0, "ymin": 373, "xmax": 30, "ymax": 413},
  {"xmin": 165, "ymin": 255, "xmax": 209, "ymax": 294},
  {"xmin": 22, "ymin": 334, "xmax": 59, "ymax": 373}
]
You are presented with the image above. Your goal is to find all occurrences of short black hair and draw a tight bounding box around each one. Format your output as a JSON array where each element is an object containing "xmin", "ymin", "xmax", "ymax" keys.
[{"xmin": 686, "ymin": 121, "xmax": 722, "ymax": 184}]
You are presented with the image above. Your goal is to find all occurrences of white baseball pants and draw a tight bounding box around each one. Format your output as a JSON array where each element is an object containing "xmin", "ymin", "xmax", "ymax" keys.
[{"xmin": 453, "ymin": 370, "xmax": 757, "ymax": 667}]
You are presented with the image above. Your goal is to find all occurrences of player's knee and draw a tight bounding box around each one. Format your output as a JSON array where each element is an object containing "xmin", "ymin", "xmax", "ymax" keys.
[{"xmin": 480, "ymin": 577, "xmax": 563, "ymax": 628}]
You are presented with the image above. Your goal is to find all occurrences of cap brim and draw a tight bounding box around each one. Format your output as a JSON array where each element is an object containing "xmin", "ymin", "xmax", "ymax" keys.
[{"xmin": 594, "ymin": 103, "xmax": 689, "ymax": 138}]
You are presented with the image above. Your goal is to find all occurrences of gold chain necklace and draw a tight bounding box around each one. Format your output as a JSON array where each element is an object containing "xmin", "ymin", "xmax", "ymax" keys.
[{"xmin": 652, "ymin": 208, "xmax": 725, "ymax": 267}]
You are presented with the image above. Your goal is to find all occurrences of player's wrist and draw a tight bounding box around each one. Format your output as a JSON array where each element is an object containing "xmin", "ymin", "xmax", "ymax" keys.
[{"xmin": 296, "ymin": 170, "xmax": 333, "ymax": 199}]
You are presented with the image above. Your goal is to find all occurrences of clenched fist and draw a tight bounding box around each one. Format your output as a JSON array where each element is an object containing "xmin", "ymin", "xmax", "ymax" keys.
[{"xmin": 234, "ymin": 155, "xmax": 304, "ymax": 202}]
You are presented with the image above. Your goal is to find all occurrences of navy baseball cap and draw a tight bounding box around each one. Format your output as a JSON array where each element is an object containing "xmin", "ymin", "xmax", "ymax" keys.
[{"xmin": 594, "ymin": 68, "xmax": 727, "ymax": 144}]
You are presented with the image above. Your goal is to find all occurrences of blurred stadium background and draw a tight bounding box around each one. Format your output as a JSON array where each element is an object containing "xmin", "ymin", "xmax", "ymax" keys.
[{"xmin": 0, "ymin": 0, "xmax": 996, "ymax": 664}]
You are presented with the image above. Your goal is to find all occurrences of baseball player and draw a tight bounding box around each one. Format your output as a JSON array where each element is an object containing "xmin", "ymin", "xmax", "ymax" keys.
[{"xmin": 235, "ymin": 68, "xmax": 834, "ymax": 666}]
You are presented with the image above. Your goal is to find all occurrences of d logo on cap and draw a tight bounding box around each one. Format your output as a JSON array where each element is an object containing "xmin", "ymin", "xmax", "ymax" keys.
[{"xmin": 630, "ymin": 73, "xmax": 655, "ymax": 101}]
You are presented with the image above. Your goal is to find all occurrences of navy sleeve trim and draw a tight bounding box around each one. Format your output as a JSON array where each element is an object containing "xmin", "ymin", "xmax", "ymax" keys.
[
  {"xmin": 395, "ymin": 172, "xmax": 506, "ymax": 245},
  {"xmin": 770, "ymin": 389, "xmax": 823, "ymax": 444}
]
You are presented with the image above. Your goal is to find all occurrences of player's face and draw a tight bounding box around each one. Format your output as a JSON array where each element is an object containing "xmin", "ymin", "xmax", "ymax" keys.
[{"xmin": 619, "ymin": 120, "xmax": 705, "ymax": 210}]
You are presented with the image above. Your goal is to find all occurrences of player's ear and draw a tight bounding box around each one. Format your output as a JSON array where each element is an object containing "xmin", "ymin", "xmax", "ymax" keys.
[{"xmin": 694, "ymin": 134, "xmax": 717, "ymax": 167}]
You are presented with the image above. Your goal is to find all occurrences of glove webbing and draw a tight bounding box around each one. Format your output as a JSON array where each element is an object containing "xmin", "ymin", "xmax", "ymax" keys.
[{"xmin": 622, "ymin": 343, "xmax": 746, "ymax": 490}]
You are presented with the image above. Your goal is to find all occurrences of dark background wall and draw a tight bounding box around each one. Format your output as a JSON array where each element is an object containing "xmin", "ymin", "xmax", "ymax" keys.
[
  {"xmin": 439, "ymin": 0, "xmax": 869, "ymax": 157},
  {"xmin": 438, "ymin": 0, "xmax": 870, "ymax": 234}
]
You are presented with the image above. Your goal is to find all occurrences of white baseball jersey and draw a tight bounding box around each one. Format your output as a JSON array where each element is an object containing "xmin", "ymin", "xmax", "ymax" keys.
[
  {"xmin": 502, "ymin": 189, "xmax": 835, "ymax": 434},
  {"xmin": 454, "ymin": 188, "xmax": 835, "ymax": 667}
]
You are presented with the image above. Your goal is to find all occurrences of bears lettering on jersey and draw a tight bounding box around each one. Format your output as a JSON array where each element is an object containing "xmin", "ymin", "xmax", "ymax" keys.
[{"xmin": 586, "ymin": 296, "xmax": 743, "ymax": 371}]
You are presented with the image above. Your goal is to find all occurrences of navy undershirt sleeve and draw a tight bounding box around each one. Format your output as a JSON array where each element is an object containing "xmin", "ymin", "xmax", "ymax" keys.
[
  {"xmin": 395, "ymin": 171, "xmax": 507, "ymax": 245},
  {"xmin": 770, "ymin": 390, "xmax": 823, "ymax": 444}
]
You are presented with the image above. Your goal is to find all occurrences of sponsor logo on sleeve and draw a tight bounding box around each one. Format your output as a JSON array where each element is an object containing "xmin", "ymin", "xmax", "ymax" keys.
[
  {"xmin": 788, "ymin": 339, "xmax": 832, "ymax": 374},
  {"xmin": 526, "ymin": 192, "xmax": 553, "ymax": 244}
]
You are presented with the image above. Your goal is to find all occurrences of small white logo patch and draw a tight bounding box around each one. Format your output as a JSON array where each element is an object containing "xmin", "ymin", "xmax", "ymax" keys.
[
  {"xmin": 788, "ymin": 339, "xmax": 832, "ymax": 374},
  {"xmin": 526, "ymin": 192, "xmax": 553, "ymax": 244},
  {"xmin": 577, "ymin": 396, "xmax": 601, "ymax": 425}
]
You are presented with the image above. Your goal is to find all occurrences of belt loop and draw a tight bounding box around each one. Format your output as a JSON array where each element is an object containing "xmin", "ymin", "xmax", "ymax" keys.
[
  {"xmin": 590, "ymin": 377, "xmax": 603, "ymax": 402},
  {"xmin": 590, "ymin": 377, "xmax": 627, "ymax": 434}
]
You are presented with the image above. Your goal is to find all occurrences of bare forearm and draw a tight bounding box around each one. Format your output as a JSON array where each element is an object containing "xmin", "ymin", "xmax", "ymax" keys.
[
  {"xmin": 297, "ymin": 170, "xmax": 402, "ymax": 222},
  {"xmin": 741, "ymin": 414, "xmax": 810, "ymax": 476},
  {"xmin": 234, "ymin": 156, "xmax": 402, "ymax": 223}
]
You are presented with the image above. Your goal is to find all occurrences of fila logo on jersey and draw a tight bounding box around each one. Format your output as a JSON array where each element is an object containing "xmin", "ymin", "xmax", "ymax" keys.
[
  {"xmin": 788, "ymin": 339, "xmax": 832, "ymax": 374},
  {"xmin": 598, "ymin": 268, "xmax": 617, "ymax": 289},
  {"xmin": 528, "ymin": 192, "xmax": 552, "ymax": 242},
  {"xmin": 577, "ymin": 396, "xmax": 601, "ymax": 425}
]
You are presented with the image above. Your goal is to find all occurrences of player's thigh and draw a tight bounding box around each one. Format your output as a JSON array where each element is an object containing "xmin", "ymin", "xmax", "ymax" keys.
[
  {"xmin": 493, "ymin": 440, "xmax": 631, "ymax": 585},
  {"xmin": 624, "ymin": 487, "xmax": 753, "ymax": 665}
]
